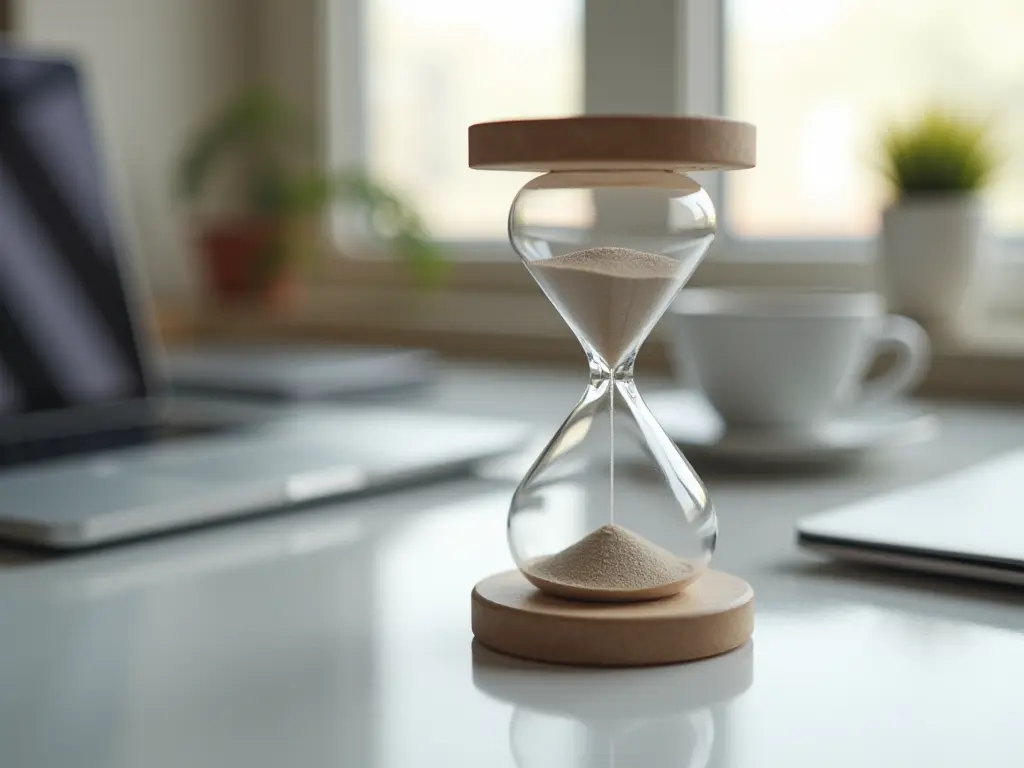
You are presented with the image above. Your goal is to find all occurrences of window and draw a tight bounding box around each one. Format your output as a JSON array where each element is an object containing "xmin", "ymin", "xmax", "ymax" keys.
[
  {"xmin": 325, "ymin": 0, "xmax": 1023, "ymax": 319},
  {"xmin": 343, "ymin": 0, "xmax": 582, "ymax": 245},
  {"xmin": 723, "ymin": 0, "xmax": 1024, "ymax": 240}
]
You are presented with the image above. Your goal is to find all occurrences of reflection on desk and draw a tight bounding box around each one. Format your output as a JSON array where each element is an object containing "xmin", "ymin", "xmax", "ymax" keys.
[{"xmin": 474, "ymin": 641, "xmax": 753, "ymax": 768}]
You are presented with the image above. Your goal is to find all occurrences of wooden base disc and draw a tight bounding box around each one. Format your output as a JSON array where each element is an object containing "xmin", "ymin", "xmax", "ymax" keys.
[{"xmin": 472, "ymin": 569, "xmax": 754, "ymax": 667}]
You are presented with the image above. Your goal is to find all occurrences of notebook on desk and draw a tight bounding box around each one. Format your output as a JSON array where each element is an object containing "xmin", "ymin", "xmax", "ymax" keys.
[
  {"xmin": 797, "ymin": 450, "xmax": 1024, "ymax": 586},
  {"xmin": 167, "ymin": 344, "xmax": 436, "ymax": 402}
]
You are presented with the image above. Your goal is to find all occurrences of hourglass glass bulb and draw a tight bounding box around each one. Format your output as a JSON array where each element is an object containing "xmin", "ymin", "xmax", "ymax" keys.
[{"xmin": 507, "ymin": 170, "xmax": 719, "ymax": 601}]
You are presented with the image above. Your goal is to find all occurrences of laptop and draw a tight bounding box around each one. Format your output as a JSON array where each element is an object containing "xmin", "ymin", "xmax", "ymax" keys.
[
  {"xmin": 797, "ymin": 450, "xmax": 1024, "ymax": 586},
  {"xmin": 0, "ymin": 50, "xmax": 528, "ymax": 549}
]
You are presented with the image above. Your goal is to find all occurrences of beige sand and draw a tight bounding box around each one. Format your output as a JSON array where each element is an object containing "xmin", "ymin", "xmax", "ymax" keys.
[
  {"xmin": 529, "ymin": 247, "xmax": 684, "ymax": 369},
  {"xmin": 523, "ymin": 524, "xmax": 696, "ymax": 602}
]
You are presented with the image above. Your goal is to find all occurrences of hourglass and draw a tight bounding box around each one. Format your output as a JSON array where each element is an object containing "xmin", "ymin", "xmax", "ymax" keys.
[{"xmin": 469, "ymin": 116, "xmax": 757, "ymax": 666}]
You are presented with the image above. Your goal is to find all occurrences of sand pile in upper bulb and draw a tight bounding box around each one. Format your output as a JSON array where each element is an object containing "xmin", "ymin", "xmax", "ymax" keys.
[
  {"xmin": 526, "ymin": 523, "xmax": 692, "ymax": 593},
  {"xmin": 537, "ymin": 247, "xmax": 681, "ymax": 279},
  {"xmin": 528, "ymin": 247, "xmax": 683, "ymax": 368}
]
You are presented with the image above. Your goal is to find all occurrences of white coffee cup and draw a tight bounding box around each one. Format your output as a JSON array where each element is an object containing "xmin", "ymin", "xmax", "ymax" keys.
[{"xmin": 665, "ymin": 289, "xmax": 930, "ymax": 432}]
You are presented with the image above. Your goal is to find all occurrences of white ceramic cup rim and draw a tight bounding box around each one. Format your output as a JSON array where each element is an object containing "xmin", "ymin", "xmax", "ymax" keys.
[{"xmin": 672, "ymin": 289, "xmax": 883, "ymax": 319}]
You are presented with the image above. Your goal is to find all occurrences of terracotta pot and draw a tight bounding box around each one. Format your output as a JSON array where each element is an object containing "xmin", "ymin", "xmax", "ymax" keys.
[{"xmin": 197, "ymin": 218, "xmax": 298, "ymax": 307}]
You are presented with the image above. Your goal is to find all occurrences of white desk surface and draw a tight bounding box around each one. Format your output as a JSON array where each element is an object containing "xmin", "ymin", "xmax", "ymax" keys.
[{"xmin": 3, "ymin": 362, "xmax": 1024, "ymax": 768}]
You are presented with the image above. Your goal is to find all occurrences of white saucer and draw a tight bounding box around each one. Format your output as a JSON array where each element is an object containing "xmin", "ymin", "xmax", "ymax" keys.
[{"xmin": 646, "ymin": 390, "xmax": 939, "ymax": 465}]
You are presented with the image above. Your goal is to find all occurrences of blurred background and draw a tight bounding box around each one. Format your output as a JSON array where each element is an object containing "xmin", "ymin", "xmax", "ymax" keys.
[
  {"xmin": 4, "ymin": 7, "xmax": 1024, "ymax": 763},
  {"xmin": 6, "ymin": 0, "xmax": 1023, "ymax": 393}
]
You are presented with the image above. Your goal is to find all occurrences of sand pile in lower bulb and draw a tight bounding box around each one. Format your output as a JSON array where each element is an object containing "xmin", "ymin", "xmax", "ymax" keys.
[{"xmin": 524, "ymin": 524, "xmax": 694, "ymax": 601}]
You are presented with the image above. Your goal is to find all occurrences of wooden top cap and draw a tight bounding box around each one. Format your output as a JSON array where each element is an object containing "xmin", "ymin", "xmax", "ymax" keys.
[{"xmin": 469, "ymin": 115, "xmax": 756, "ymax": 172}]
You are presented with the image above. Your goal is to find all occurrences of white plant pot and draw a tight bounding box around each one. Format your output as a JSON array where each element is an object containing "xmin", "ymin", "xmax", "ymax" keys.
[{"xmin": 879, "ymin": 196, "xmax": 988, "ymax": 331}]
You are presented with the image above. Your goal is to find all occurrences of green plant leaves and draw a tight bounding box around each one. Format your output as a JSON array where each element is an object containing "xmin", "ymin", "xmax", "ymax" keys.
[
  {"xmin": 332, "ymin": 171, "xmax": 448, "ymax": 285},
  {"xmin": 880, "ymin": 110, "xmax": 998, "ymax": 197},
  {"xmin": 176, "ymin": 86, "xmax": 300, "ymax": 203}
]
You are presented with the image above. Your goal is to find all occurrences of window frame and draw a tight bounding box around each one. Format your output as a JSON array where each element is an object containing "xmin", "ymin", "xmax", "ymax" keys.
[
  {"xmin": 682, "ymin": 0, "xmax": 871, "ymax": 266},
  {"xmin": 324, "ymin": 0, "xmax": 556, "ymax": 267}
]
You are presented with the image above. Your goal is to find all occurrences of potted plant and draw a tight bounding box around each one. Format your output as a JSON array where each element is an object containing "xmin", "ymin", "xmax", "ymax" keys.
[
  {"xmin": 878, "ymin": 110, "xmax": 999, "ymax": 332},
  {"xmin": 177, "ymin": 87, "xmax": 443, "ymax": 306}
]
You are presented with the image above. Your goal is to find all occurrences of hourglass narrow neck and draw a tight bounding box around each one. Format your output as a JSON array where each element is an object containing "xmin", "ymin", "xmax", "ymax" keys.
[{"xmin": 588, "ymin": 352, "xmax": 635, "ymax": 383}]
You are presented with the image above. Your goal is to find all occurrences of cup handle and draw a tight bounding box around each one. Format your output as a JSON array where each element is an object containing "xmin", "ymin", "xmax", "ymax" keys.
[{"xmin": 858, "ymin": 315, "xmax": 931, "ymax": 406}]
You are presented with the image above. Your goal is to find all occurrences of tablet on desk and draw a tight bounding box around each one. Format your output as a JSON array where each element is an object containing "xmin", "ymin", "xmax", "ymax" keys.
[{"xmin": 797, "ymin": 451, "xmax": 1024, "ymax": 586}]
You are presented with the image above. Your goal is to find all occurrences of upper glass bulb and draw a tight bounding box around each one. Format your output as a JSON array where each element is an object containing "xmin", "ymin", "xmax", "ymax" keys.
[{"xmin": 511, "ymin": 171, "xmax": 716, "ymax": 372}]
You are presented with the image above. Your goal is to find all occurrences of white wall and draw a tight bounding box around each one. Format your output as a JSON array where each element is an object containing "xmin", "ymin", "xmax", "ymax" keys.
[{"xmin": 15, "ymin": 0, "xmax": 253, "ymax": 301}]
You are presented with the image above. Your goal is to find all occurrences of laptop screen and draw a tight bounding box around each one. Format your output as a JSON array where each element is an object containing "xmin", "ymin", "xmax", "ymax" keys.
[{"xmin": 0, "ymin": 54, "xmax": 148, "ymax": 420}]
